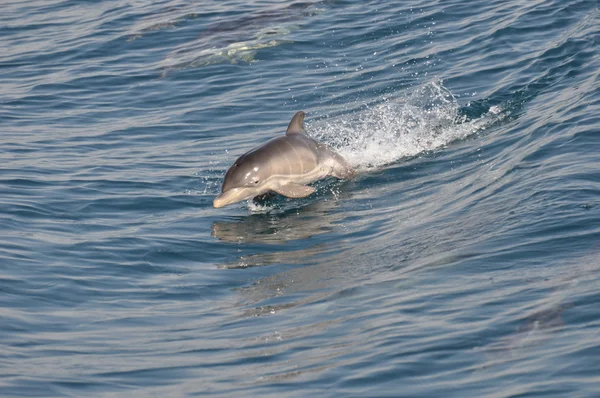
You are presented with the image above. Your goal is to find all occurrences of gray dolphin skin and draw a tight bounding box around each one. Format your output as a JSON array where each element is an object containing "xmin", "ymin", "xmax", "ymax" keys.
[{"xmin": 213, "ymin": 111, "xmax": 354, "ymax": 208}]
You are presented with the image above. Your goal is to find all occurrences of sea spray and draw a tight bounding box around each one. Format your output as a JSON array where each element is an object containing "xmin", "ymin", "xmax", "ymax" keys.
[{"xmin": 309, "ymin": 81, "xmax": 505, "ymax": 170}]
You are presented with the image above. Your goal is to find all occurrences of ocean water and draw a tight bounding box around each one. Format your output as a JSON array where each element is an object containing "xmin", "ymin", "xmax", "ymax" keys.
[{"xmin": 1, "ymin": 0, "xmax": 599, "ymax": 396}]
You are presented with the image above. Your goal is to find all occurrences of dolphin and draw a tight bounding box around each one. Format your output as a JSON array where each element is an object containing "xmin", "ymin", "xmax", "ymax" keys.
[{"xmin": 213, "ymin": 111, "xmax": 354, "ymax": 208}]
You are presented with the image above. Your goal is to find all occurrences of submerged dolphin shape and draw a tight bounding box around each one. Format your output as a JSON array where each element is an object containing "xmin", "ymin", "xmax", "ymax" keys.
[{"xmin": 213, "ymin": 111, "xmax": 354, "ymax": 208}]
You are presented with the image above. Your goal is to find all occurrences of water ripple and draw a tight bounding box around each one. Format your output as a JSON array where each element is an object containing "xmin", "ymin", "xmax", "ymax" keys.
[{"xmin": 1, "ymin": 0, "xmax": 599, "ymax": 396}]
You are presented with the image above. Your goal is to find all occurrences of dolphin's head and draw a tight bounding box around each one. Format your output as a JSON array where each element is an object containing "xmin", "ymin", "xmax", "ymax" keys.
[{"xmin": 213, "ymin": 152, "xmax": 270, "ymax": 208}]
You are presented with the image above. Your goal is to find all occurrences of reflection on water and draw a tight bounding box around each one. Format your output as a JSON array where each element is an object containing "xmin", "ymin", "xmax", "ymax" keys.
[
  {"xmin": 235, "ymin": 258, "xmax": 351, "ymax": 316},
  {"xmin": 212, "ymin": 196, "xmax": 346, "ymax": 270},
  {"xmin": 477, "ymin": 262, "xmax": 584, "ymax": 369},
  {"xmin": 157, "ymin": 1, "xmax": 332, "ymax": 72},
  {"xmin": 496, "ymin": 306, "xmax": 566, "ymax": 353},
  {"xmin": 160, "ymin": 38, "xmax": 295, "ymax": 71},
  {"xmin": 211, "ymin": 197, "xmax": 344, "ymax": 245},
  {"xmin": 213, "ymin": 196, "xmax": 357, "ymax": 315}
]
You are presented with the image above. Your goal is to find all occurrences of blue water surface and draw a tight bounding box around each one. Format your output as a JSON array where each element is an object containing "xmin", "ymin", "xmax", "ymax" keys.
[{"xmin": 1, "ymin": 0, "xmax": 600, "ymax": 396}]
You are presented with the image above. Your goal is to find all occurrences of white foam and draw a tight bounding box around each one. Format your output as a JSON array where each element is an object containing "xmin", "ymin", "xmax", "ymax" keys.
[
  {"xmin": 246, "ymin": 200, "xmax": 273, "ymax": 213},
  {"xmin": 309, "ymin": 81, "xmax": 503, "ymax": 171}
]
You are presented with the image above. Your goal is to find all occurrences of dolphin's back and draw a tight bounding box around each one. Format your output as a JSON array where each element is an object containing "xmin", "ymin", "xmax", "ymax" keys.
[{"xmin": 251, "ymin": 134, "xmax": 321, "ymax": 177}]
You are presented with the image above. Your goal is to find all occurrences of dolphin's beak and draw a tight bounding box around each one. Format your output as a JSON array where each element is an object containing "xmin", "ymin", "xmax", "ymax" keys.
[
  {"xmin": 213, "ymin": 188, "xmax": 254, "ymax": 208},
  {"xmin": 213, "ymin": 192, "xmax": 232, "ymax": 208}
]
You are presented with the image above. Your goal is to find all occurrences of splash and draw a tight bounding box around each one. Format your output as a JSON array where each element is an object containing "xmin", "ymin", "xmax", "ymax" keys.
[
  {"xmin": 309, "ymin": 82, "xmax": 505, "ymax": 170},
  {"xmin": 247, "ymin": 200, "xmax": 273, "ymax": 214}
]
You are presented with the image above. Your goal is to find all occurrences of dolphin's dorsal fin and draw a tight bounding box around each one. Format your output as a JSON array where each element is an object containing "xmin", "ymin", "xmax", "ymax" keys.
[{"xmin": 286, "ymin": 111, "xmax": 306, "ymax": 136}]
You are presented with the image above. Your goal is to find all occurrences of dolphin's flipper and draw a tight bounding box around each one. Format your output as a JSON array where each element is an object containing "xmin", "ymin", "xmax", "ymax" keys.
[
  {"xmin": 272, "ymin": 182, "xmax": 316, "ymax": 198},
  {"xmin": 286, "ymin": 111, "xmax": 306, "ymax": 135}
]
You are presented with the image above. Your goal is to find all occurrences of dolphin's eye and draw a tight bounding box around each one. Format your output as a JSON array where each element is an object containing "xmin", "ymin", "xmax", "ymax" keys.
[{"xmin": 254, "ymin": 180, "xmax": 259, "ymax": 184}]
